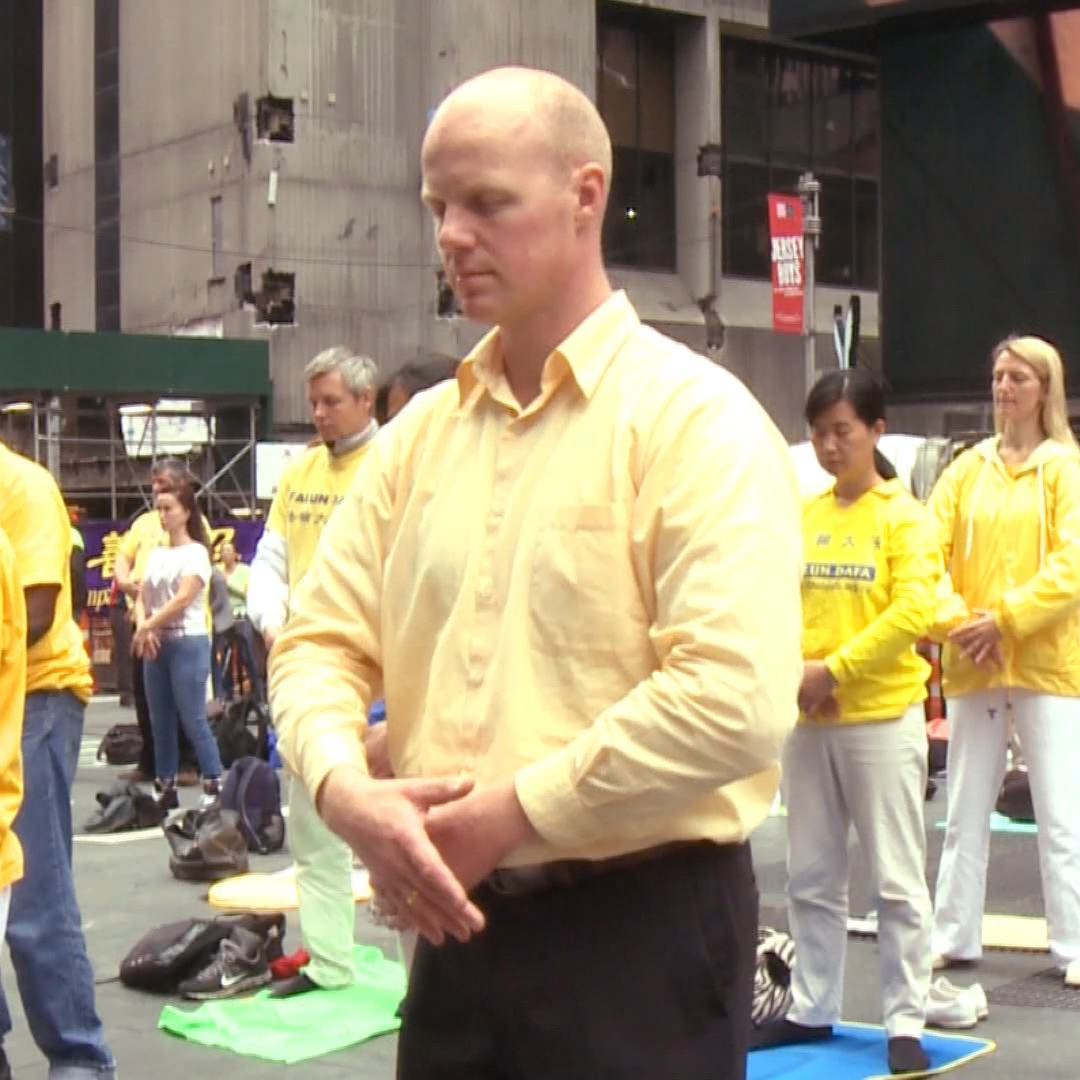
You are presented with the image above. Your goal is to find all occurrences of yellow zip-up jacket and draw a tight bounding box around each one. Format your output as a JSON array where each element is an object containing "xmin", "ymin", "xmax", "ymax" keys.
[
  {"xmin": 929, "ymin": 436, "xmax": 1080, "ymax": 698},
  {"xmin": 802, "ymin": 479, "xmax": 938, "ymax": 721}
]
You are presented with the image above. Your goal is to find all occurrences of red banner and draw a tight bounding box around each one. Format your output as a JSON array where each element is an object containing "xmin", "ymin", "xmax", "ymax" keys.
[{"xmin": 768, "ymin": 194, "xmax": 805, "ymax": 335}]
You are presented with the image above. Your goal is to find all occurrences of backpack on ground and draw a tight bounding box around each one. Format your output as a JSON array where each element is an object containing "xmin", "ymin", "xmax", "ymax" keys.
[
  {"xmin": 96, "ymin": 723, "xmax": 143, "ymax": 766},
  {"xmin": 211, "ymin": 696, "xmax": 270, "ymax": 768},
  {"xmin": 752, "ymin": 927, "xmax": 796, "ymax": 1027},
  {"xmin": 220, "ymin": 756, "xmax": 286, "ymax": 854},
  {"xmin": 83, "ymin": 781, "xmax": 165, "ymax": 834},
  {"xmin": 996, "ymin": 767, "xmax": 1035, "ymax": 824},
  {"xmin": 164, "ymin": 805, "xmax": 250, "ymax": 882},
  {"xmin": 119, "ymin": 912, "xmax": 285, "ymax": 993}
]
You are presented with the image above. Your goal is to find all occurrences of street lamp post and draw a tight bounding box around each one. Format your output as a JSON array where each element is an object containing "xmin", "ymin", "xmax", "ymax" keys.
[{"xmin": 798, "ymin": 171, "xmax": 822, "ymax": 400}]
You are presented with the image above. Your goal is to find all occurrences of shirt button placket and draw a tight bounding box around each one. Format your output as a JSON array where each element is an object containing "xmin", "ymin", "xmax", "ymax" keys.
[{"xmin": 466, "ymin": 421, "xmax": 516, "ymax": 687}]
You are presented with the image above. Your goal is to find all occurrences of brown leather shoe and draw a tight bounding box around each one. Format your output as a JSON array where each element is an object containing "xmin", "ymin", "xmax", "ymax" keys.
[
  {"xmin": 118, "ymin": 766, "xmax": 152, "ymax": 783},
  {"xmin": 176, "ymin": 767, "xmax": 200, "ymax": 787}
]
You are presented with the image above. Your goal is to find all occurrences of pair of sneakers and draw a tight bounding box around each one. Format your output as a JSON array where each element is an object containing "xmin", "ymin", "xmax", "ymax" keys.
[
  {"xmin": 178, "ymin": 925, "xmax": 273, "ymax": 1000},
  {"xmin": 155, "ymin": 776, "xmax": 223, "ymax": 813},
  {"xmin": 925, "ymin": 976, "xmax": 989, "ymax": 1029}
]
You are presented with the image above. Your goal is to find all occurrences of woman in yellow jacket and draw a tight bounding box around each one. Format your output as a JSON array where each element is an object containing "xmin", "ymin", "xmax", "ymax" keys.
[
  {"xmin": 930, "ymin": 336, "xmax": 1080, "ymax": 986},
  {"xmin": 754, "ymin": 370, "xmax": 938, "ymax": 1076}
]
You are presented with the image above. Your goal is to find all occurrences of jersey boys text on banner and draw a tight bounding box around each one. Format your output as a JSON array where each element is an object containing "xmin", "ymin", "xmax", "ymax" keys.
[{"xmin": 768, "ymin": 194, "xmax": 805, "ymax": 335}]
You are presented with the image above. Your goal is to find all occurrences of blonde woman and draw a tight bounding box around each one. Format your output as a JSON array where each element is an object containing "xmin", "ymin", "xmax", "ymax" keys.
[{"xmin": 930, "ymin": 335, "xmax": 1080, "ymax": 987}]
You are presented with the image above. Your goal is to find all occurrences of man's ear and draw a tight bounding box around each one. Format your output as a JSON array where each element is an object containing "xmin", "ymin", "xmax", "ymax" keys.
[{"xmin": 574, "ymin": 163, "xmax": 607, "ymax": 227}]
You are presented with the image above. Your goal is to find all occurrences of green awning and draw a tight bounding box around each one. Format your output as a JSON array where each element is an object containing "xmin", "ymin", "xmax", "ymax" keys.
[{"xmin": 0, "ymin": 328, "xmax": 270, "ymax": 400}]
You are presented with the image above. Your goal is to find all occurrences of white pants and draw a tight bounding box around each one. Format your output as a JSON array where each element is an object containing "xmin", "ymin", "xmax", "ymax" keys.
[
  {"xmin": 932, "ymin": 688, "xmax": 1080, "ymax": 969},
  {"xmin": 289, "ymin": 775, "xmax": 357, "ymax": 988},
  {"xmin": 785, "ymin": 707, "xmax": 932, "ymax": 1037}
]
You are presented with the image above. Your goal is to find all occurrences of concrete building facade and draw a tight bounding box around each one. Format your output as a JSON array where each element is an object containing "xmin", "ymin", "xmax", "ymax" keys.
[{"xmin": 43, "ymin": 0, "xmax": 882, "ymax": 439}]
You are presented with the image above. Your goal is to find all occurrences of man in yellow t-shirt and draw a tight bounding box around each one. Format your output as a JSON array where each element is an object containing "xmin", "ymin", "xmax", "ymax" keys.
[
  {"xmin": 249, "ymin": 345, "xmax": 379, "ymax": 996},
  {"xmin": 0, "ymin": 443, "xmax": 116, "ymax": 1079},
  {"xmin": 0, "ymin": 527, "xmax": 25, "ymax": 1078},
  {"xmin": 0, "ymin": 526, "xmax": 26, "ymax": 931},
  {"xmin": 114, "ymin": 458, "xmax": 207, "ymax": 783}
]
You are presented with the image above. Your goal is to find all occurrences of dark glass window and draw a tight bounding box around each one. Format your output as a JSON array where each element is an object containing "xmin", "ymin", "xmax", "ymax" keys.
[
  {"xmin": 0, "ymin": 0, "xmax": 44, "ymax": 328},
  {"xmin": 597, "ymin": 4, "xmax": 676, "ymax": 271},
  {"xmin": 724, "ymin": 162, "xmax": 771, "ymax": 278},
  {"xmin": 721, "ymin": 37, "xmax": 879, "ymax": 289},
  {"xmin": 94, "ymin": 0, "xmax": 120, "ymax": 331}
]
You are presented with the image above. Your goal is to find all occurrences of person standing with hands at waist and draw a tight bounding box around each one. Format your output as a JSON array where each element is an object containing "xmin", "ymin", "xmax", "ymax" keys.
[
  {"xmin": 114, "ymin": 459, "xmax": 204, "ymax": 784},
  {"xmin": 270, "ymin": 66, "xmax": 803, "ymax": 1080},
  {"xmin": 248, "ymin": 345, "xmax": 380, "ymax": 997},
  {"xmin": 135, "ymin": 479, "xmax": 225, "ymax": 810},
  {"xmin": 752, "ymin": 370, "xmax": 939, "ymax": 1076},
  {"xmin": 929, "ymin": 335, "xmax": 1080, "ymax": 988}
]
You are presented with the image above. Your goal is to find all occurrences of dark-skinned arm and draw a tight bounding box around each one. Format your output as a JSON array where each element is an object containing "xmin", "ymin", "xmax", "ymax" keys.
[{"xmin": 24, "ymin": 585, "xmax": 59, "ymax": 646}]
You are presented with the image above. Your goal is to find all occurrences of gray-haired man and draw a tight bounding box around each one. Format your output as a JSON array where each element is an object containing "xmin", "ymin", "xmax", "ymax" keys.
[{"xmin": 248, "ymin": 346, "xmax": 379, "ymax": 995}]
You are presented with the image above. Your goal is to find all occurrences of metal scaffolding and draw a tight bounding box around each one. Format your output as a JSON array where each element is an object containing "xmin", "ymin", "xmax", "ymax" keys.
[
  {"xmin": 1, "ymin": 395, "xmax": 262, "ymax": 519},
  {"xmin": 0, "ymin": 325, "xmax": 271, "ymax": 520}
]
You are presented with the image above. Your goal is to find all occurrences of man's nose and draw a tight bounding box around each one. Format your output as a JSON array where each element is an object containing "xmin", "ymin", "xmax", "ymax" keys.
[{"xmin": 437, "ymin": 207, "xmax": 474, "ymax": 253}]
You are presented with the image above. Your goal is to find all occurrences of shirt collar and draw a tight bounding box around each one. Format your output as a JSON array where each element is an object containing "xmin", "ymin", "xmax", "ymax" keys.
[
  {"xmin": 326, "ymin": 419, "xmax": 378, "ymax": 457},
  {"xmin": 456, "ymin": 291, "xmax": 639, "ymax": 407}
]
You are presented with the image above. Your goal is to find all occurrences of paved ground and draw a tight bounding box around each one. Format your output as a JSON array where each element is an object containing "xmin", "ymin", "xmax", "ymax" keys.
[{"xmin": 0, "ymin": 697, "xmax": 1074, "ymax": 1078}]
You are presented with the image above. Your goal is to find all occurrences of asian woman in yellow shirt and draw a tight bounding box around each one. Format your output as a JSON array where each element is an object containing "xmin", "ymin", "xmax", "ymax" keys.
[{"xmin": 754, "ymin": 370, "xmax": 939, "ymax": 1076}]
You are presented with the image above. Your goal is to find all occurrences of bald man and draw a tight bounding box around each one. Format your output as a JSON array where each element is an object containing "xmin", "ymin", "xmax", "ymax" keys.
[{"xmin": 270, "ymin": 67, "xmax": 803, "ymax": 1080}]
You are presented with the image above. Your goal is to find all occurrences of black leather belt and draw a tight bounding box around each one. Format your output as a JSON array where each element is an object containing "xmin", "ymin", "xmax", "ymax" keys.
[{"xmin": 483, "ymin": 840, "xmax": 707, "ymax": 898}]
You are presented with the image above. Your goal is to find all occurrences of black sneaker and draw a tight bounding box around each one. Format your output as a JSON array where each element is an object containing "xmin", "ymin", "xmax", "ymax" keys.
[
  {"xmin": 178, "ymin": 927, "xmax": 271, "ymax": 1000},
  {"xmin": 155, "ymin": 779, "xmax": 179, "ymax": 812}
]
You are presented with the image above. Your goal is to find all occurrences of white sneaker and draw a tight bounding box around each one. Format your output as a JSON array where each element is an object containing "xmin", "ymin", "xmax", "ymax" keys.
[
  {"xmin": 925, "ymin": 978, "xmax": 979, "ymax": 1029},
  {"xmin": 1065, "ymin": 959, "xmax": 1080, "ymax": 988},
  {"xmin": 969, "ymin": 982, "xmax": 988, "ymax": 1019},
  {"xmin": 934, "ymin": 976, "xmax": 988, "ymax": 1020}
]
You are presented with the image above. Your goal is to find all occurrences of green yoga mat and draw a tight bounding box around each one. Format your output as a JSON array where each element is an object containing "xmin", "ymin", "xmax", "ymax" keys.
[
  {"xmin": 934, "ymin": 812, "xmax": 1037, "ymax": 836},
  {"xmin": 159, "ymin": 945, "xmax": 406, "ymax": 1064}
]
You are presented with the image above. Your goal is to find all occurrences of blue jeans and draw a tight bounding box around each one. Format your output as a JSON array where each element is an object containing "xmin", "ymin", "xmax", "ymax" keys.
[
  {"xmin": 0, "ymin": 690, "xmax": 116, "ymax": 1079},
  {"xmin": 144, "ymin": 635, "xmax": 223, "ymax": 781}
]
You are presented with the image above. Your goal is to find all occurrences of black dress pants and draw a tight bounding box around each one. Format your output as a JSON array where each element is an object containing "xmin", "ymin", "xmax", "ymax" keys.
[
  {"xmin": 397, "ymin": 839, "xmax": 758, "ymax": 1080},
  {"xmin": 110, "ymin": 603, "xmax": 133, "ymax": 697}
]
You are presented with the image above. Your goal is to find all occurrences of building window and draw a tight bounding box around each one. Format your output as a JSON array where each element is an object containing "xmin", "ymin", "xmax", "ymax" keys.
[
  {"xmin": 256, "ymin": 95, "xmax": 294, "ymax": 143},
  {"xmin": 254, "ymin": 268, "xmax": 295, "ymax": 326},
  {"xmin": 596, "ymin": 3, "xmax": 676, "ymax": 272},
  {"xmin": 721, "ymin": 37, "xmax": 879, "ymax": 289},
  {"xmin": 210, "ymin": 196, "xmax": 223, "ymax": 279}
]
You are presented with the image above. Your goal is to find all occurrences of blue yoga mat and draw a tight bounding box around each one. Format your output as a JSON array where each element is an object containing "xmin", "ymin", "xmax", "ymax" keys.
[{"xmin": 748, "ymin": 1022, "xmax": 994, "ymax": 1080}]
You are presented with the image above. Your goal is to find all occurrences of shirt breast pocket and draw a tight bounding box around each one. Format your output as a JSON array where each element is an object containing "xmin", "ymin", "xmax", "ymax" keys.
[{"xmin": 528, "ymin": 502, "xmax": 648, "ymax": 659}]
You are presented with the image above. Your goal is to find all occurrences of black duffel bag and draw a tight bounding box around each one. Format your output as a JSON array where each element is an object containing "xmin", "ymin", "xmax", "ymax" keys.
[
  {"xmin": 96, "ymin": 723, "xmax": 143, "ymax": 766},
  {"xmin": 119, "ymin": 912, "xmax": 285, "ymax": 993}
]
